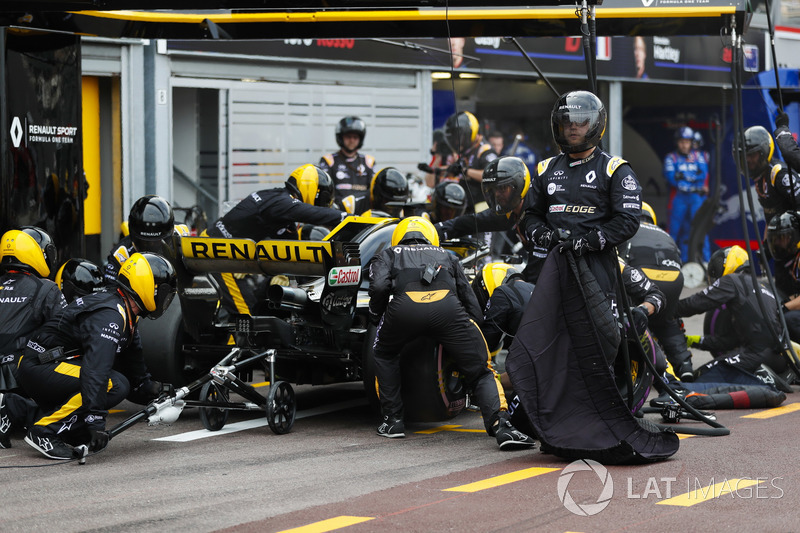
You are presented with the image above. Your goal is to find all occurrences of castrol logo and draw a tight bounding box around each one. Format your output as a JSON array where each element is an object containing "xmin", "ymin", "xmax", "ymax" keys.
[{"xmin": 328, "ymin": 266, "xmax": 361, "ymax": 286}]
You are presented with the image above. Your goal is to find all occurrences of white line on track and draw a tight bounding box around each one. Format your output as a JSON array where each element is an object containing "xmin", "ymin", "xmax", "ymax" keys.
[{"xmin": 154, "ymin": 398, "xmax": 368, "ymax": 442}]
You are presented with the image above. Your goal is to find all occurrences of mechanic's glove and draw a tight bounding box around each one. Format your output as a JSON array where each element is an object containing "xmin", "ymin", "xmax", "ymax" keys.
[
  {"xmin": 447, "ymin": 159, "xmax": 468, "ymax": 177},
  {"xmin": 527, "ymin": 226, "xmax": 560, "ymax": 250},
  {"xmin": 557, "ymin": 229, "xmax": 605, "ymax": 256},
  {"xmin": 136, "ymin": 379, "xmax": 165, "ymax": 401},
  {"xmin": 776, "ymin": 109, "xmax": 790, "ymax": 129},
  {"xmin": 630, "ymin": 305, "xmax": 650, "ymax": 335},
  {"xmin": 88, "ymin": 429, "xmax": 110, "ymax": 452},
  {"xmin": 685, "ymin": 335, "xmax": 702, "ymax": 348},
  {"xmin": 232, "ymin": 272, "xmax": 248, "ymax": 280},
  {"xmin": 270, "ymin": 275, "xmax": 290, "ymax": 287},
  {"xmin": 417, "ymin": 162, "xmax": 435, "ymax": 174},
  {"xmin": 434, "ymin": 222, "xmax": 448, "ymax": 241}
]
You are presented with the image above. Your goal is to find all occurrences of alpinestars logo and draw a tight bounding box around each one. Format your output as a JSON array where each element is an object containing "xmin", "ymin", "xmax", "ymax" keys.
[
  {"xmin": 57, "ymin": 414, "xmax": 78, "ymax": 435},
  {"xmin": 36, "ymin": 436, "xmax": 54, "ymax": 452}
]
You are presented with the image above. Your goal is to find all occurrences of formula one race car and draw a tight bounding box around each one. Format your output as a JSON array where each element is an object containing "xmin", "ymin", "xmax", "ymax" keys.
[{"xmin": 138, "ymin": 216, "xmax": 472, "ymax": 425}]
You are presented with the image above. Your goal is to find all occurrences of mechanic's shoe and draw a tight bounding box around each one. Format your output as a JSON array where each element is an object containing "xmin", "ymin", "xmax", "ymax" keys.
[
  {"xmin": 495, "ymin": 418, "xmax": 536, "ymax": 450},
  {"xmin": 0, "ymin": 393, "xmax": 11, "ymax": 449},
  {"xmin": 377, "ymin": 416, "xmax": 405, "ymax": 438},
  {"xmin": 678, "ymin": 363, "xmax": 695, "ymax": 383},
  {"xmin": 24, "ymin": 427, "xmax": 74, "ymax": 460}
]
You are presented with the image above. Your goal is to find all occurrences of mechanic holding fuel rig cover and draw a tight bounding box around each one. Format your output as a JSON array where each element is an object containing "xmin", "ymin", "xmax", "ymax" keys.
[
  {"xmin": 519, "ymin": 90, "xmax": 642, "ymax": 343},
  {"xmin": 18, "ymin": 253, "xmax": 176, "ymax": 460},
  {"xmin": 206, "ymin": 164, "xmax": 349, "ymax": 318},
  {"xmin": 367, "ymin": 216, "xmax": 535, "ymax": 449}
]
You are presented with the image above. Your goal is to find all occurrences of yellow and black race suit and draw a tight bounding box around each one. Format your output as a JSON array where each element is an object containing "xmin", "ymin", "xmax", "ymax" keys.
[
  {"xmin": 19, "ymin": 290, "xmax": 154, "ymax": 442},
  {"xmin": 368, "ymin": 243, "xmax": 506, "ymax": 434}
]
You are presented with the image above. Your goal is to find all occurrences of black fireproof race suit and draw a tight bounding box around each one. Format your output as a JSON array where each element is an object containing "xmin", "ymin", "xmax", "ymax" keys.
[
  {"xmin": 0, "ymin": 270, "xmax": 67, "ymax": 430},
  {"xmin": 753, "ymin": 162, "xmax": 800, "ymax": 224},
  {"xmin": 676, "ymin": 272, "xmax": 785, "ymax": 374},
  {"xmin": 520, "ymin": 149, "xmax": 642, "ymax": 319},
  {"xmin": 207, "ymin": 187, "xmax": 348, "ymax": 316},
  {"xmin": 18, "ymin": 289, "xmax": 158, "ymax": 443},
  {"xmin": 619, "ymin": 221, "xmax": 692, "ymax": 371},
  {"xmin": 368, "ymin": 243, "xmax": 508, "ymax": 434},
  {"xmin": 319, "ymin": 151, "xmax": 376, "ymax": 203}
]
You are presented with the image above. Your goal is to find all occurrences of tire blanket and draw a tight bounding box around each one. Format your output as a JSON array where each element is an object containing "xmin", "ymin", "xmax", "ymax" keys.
[{"xmin": 506, "ymin": 250, "xmax": 679, "ymax": 464}]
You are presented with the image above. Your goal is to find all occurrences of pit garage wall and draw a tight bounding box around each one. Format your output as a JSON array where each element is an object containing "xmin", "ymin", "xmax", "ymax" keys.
[{"xmin": 169, "ymin": 52, "xmax": 432, "ymax": 220}]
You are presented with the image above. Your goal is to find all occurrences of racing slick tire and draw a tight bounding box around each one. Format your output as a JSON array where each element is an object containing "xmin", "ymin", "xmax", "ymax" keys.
[
  {"xmin": 139, "ymin": 297, "xmax": 188, "ymax": 386},
  {"xmin": 362, "ymin": 325, "xmax": 467, "ymax": 423}
]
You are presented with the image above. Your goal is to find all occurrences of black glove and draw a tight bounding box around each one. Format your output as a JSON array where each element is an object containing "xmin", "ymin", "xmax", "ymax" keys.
[
  {"xmin": 447, "ymin": 160, "xmax": 467, "ymax": 177},
  {"xmin": 776, "ymin": 109, "xmax": 790, "ymax": 129},
  {"xmin": 88, "ymin": 429, "xmax": 110, "ymax": 452},
  {"xmin": 417, "ymin": 162, "xmax": 435, "ymax": 174},
  {"xmin": 139, "ymin": 379, "xmax": 164, "ymax": 401},
  {"xmin": 557, "ymin": 229, "xmax": 605, "ymax": 256},
  {"xmin": 674, "ymin": 171, "xmax": 685, "ymax": 182},
  {"xmin": 630, "ymin": 305, "xmax": 649, "ymax": 335},
  {"xmin": 527, "ymin": 226, "xmax": 560, "ymax": 250}
]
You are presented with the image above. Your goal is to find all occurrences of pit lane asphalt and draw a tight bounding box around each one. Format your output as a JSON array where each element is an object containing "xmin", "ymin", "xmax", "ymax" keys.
[{"xmin": 2, "ymin": 284, "xmax": 798, "ymax": 533}]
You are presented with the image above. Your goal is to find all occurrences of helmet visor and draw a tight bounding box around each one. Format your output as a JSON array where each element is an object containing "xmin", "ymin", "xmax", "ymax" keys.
[
  {"xmin": 768, "ymin": 226, "xmax": 800, "ymax": 261},
  {"xmin": 482, "ymin": 182, "xmax": 520, "ymax": 215},
  {"xmin": 148, "ymin": 283, "xmax": 176, "ymax": 319},
  {"xmin": 315, "ymin": 187, "xmax": 334, "ymax": 208}
]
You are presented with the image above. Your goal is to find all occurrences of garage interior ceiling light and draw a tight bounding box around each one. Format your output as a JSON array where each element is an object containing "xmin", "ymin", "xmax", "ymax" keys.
[
  {"xmin": 458, "ymin": 72, "xmax": 480, "ymax": 79},
  {"xmin": 431, "ymin": 72, "xmax": 451, "ymax": 79}
]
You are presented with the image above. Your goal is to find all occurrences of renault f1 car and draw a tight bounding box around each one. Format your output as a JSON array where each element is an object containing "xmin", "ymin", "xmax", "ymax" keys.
[{"xmin": 138, "ymin": 216, "xmax": 471, "ymax": 423}]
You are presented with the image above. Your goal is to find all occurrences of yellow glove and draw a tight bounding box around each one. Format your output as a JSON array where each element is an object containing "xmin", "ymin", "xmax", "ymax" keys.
[
  {"xmin": 685, "ymin": 335, "xmax": 702, "ymax": 348},
  {"xmin": 232, "ymin": 272, "xmax": 247, "ymax": 280},
  {"xmin": 270, "ymin": 275, "xmax": 290, "ymax": 287}
]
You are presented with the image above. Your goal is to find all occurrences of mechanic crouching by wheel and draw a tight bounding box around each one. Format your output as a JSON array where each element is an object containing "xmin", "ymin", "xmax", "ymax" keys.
[
  {"xmin": 367, "ymin": 217, "xmax": 535, "ymax": 450},
  {"xmin": 18, "ymin": 253, "xmax": 177, "ymax": 460}
]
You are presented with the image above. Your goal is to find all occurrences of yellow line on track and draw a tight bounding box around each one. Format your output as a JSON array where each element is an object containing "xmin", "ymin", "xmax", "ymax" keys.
[
  {"xmin": 444, "ymin": 467, "xmax": 560, "ymax": 493},
  {"xmin": 277, "ymin": 516, "xmax": 374, "ymax": 533},
  {"xmin": 741, "ymin": 402, "xmax": 800, "ymax": 419},
  {"xmin": 656, "ymin": 478, "xmax": 762, "ymax": 507}
]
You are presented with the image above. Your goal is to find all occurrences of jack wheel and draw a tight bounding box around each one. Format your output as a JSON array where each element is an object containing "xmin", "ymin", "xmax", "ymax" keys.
[
  {"xmin": 266, "ymin": 380, "xmax": 296, "ymax": 435},
  {"xmin": 199, "ymin": 381, "xmax": 229, "ymax": 431}
]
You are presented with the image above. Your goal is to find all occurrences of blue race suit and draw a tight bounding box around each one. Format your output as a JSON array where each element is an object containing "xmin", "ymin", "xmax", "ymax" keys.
[{"xmin": 663, "ymin": 150, "xmax": 709, "ymax": 262}]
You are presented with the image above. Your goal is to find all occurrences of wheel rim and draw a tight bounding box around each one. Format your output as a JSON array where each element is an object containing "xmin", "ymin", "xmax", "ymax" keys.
[
  {"xmin": 199, "ymin": 381, "xmax": 229, "ymax": 431},
  {"xmin": 267, "ymin": 381, "xmax": 296, "ymax": 434}
]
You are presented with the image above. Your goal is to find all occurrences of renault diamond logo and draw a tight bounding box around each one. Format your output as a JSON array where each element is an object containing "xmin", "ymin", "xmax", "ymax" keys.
[{"xmin": 10, "ymin": 116, "xmax": 23, "ymax": 148}]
